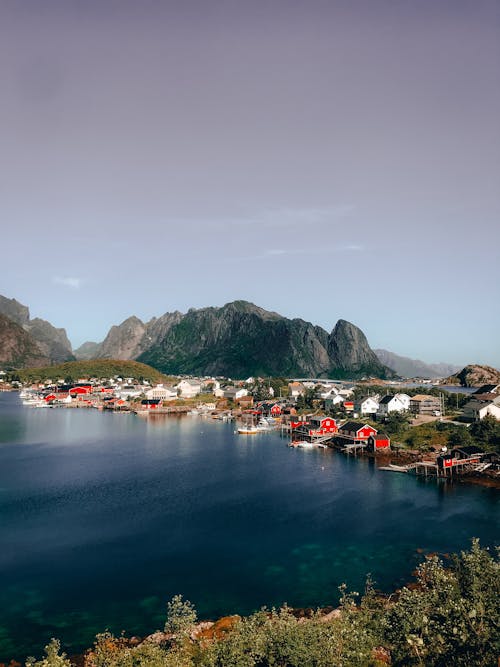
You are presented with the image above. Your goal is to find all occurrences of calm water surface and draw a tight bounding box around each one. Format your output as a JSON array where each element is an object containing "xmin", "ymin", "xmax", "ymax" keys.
[{"xmin": 0, "ymin": 392, "xmax": 498, "ymax": 659}]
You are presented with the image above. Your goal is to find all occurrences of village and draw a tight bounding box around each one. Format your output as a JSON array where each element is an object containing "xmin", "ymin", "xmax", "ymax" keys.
[{"xmin": 3, "ymin": 369, "xmax": 499, "ymax": 484}]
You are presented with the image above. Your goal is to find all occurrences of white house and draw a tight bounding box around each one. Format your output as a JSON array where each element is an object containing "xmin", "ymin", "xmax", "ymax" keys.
[
  {"xmin": 223, "ymin": 387, "xmax": 249, "ymax": 401},
  {"xmin": 377, "ymin": 393, "xmax": 410, "ymax": 418},
  {"xmin": 146, "ymin": 385, "xmax": 178, "ymax": 401},
  {"xmin": 288, "ymin": 382, "xmax": 306, "ymax": 400},
  {"xmin": 176, "ymin": 379, "xmax": 202, "ymax": 398},
  {"xmin": 395, "ymin": 393, "xmax": 411, "ymax": 411},
  {"xmin": 354, "ymin": 395, "xmax": 379, "ymax": 416},
  {"xmin": 324, "ymin": 393, "xmax": 345, "ymax": 409},
  {"xmin": 463, "ymin": 399, "xmax": 500, "ymax": 422},
  {"xmin": 319, "ymin": 385, "xmax": 339, "ymax": 400}
]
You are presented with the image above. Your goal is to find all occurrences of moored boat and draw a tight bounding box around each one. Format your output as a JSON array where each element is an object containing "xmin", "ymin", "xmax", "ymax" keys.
[{"xmin": 237, "ymin": 426, "xmax": 259, "ymax": 435}]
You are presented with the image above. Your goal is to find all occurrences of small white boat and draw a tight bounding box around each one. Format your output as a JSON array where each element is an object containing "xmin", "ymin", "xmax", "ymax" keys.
[
  {"xmin": 237, "ymin": 426, "xmax": 259, "ymax": 435},
  {"xmin": 290, "ymin": 440, "xmax": 313, "ymax": 448}
]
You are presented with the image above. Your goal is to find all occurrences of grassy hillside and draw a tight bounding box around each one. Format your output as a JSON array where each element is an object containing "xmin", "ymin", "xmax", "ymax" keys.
[{"xmin": 16, "ymin": 359, "xmax": 173, "ymax": 384}]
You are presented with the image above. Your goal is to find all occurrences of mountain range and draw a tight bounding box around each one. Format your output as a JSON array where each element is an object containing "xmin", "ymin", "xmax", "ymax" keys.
[
  {"xmin": 74, "ymin": 300, "xmax": 392, "ymax": 379},
  {"xmin": 0, "ymin": 293, "xmax": 467, "ymax": 379},
  {"xmin": 373, "ymin": 349, "xmax": 461, "ymax": 379}
]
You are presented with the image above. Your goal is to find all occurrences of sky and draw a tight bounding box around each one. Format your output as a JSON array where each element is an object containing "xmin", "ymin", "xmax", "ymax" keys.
[{"xmin": 1, "ymin": 0, "xmax": 499, "ymax": 367}]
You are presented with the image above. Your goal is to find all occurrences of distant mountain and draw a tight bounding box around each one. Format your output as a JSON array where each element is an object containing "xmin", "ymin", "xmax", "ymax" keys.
[
  {"xmin": 90, "ymin": 300, "xmax": 392, "ymax": 379},
  {"xmin": 374, "ymin": 349, "xmax": 461, "ymax": 379},
  {"xmin": 74, "ymin": 341, "xmax": 102, "ymax": 360},
  {"xmin": 0, "ymin": 295, "xmax": 74, "ymax": 365},
  {"xmin": 444, "ymin": 364, "xmax": 500, "ymax": 387},
  {"xmin": 0, "ymin": 314, "xmax": 50, "ymax": 369}
]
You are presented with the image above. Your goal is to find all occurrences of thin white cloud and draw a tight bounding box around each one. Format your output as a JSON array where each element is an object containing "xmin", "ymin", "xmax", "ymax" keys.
[
  {"xmin": 52, "ymin": 276, "xmax": 83, "ymax": 289},
  {"xmin": 228, "ymin": 242, "xmax": 366, "ymax": 262},
  {"xmin": 157, "ymin": 205, "xmax": 355, "ymax": 231},
  {"xmin": 338, "ymin": 243, "xmax": 364, "ymax": 251}
]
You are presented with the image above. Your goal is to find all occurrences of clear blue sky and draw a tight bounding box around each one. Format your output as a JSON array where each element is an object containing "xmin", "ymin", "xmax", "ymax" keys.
[{"xmin": 1, "ymin": 0, "xmax": 499, "ymax": 367}]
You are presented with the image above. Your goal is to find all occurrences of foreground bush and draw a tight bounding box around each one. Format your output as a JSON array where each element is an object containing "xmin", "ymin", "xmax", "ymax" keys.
[{"xmin": 26, "ymin": 540, "xmax": 499, "ymax": 667}]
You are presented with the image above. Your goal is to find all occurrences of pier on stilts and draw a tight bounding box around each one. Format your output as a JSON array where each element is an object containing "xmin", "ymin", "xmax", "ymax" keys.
[{"xmin": 379, "ymin": 455, "xmax": 488, "ymax": 479}]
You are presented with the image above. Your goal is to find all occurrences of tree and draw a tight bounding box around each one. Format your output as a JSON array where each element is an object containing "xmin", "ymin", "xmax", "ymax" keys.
[
  {"xmin": 384, "ymin": 411, "xmax": 411, "ymax": 436},
  {"xmin": 447, "ymin": 426, "xmax": 473, "ymax": 448},
  {"xmin": 384, "ymin": 540, "xmax": 500, "ymax": 666},
  {"xmin": 26, "ymin": 639, "xmax": 71, "ymax": 667},
  {"xmin": 470, "ymin": 415, "xmax": 500, "ymax": 452},
  {"xmin": 296, "ymin": 387, "xmax": 318, "ymax": 410},
  {"xmin": 164, "ymin": 595, "xmax": 197, "ymax": 638}
]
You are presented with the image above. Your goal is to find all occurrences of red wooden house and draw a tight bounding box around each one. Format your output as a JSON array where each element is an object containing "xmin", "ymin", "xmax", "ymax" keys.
[
  {"xmin": 44, "ymin": 392, "xmax": 69, "ymax": 403},
  {"xmin": 69, "ymin": 386, "xmax": 92, "ymax": 396},
  {"xmin": 307, "ymin": 416, "xmax": 338, "ymax": 436},
  {"xmin": 141, "ymin": 399, "xmax": 161, "ymax": 410},
  {"xmin": 367, "ymin": 433, "xmax": 390, "ymax": 450},
  {"xmin": 338, "ymin": 421, "xmax": 377, "ymax": 442}
]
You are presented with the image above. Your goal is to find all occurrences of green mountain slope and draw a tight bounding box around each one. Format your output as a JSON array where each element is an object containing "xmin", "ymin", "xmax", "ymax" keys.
[{"xmin": 137, "ymin": 301, "xmax": 391, "ymax": 379}]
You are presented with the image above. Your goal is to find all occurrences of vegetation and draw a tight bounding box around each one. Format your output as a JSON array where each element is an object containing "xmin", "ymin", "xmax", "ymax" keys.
[
  {"xmin": 25, "ymin": 541, "xmax": 499, "ymax": 667},
  {"xmin": 383, "ymin": 418, "xmax": 500, "ymax": 454},
  {"xmin": 13, "ymin": 360, "xmax": 172, "ymax": 385}
]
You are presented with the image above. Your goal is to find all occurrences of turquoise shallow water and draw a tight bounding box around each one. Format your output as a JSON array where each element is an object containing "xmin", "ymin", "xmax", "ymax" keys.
[{"xmin": 0, "ymin": 392, "xmax": 498, "ymax": 660}]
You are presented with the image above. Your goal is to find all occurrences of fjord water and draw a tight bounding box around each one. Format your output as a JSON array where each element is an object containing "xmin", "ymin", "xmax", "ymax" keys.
[{"xmin": 0, "ymin": 393, "xmax": 498, "ymax": 659}]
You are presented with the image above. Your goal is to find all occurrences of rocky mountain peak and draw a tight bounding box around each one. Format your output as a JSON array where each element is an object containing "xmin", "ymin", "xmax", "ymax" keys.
[
  {"xmin": 0, "ymin": 294, "xmax": 74, "ymax": 364},
  {"xmin": 328, "ymin": 319, "xmax": 390, "ymax": 377},
  {"xmin": 0, "ymin": 295, "xmax": 30, "ymax": 327}
]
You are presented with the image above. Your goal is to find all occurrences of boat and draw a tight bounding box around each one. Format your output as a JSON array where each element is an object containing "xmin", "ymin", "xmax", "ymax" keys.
[
  {"xmin": 256, "ymin": 418, "xmax": 276, "ymax": 431},
  {"xmin": 237, "ymin": 426, "xmax": 260, "ymax": 435},
  {"xmin": 289, "ymin": 440, "xmax": 314, "ymax": 448}
]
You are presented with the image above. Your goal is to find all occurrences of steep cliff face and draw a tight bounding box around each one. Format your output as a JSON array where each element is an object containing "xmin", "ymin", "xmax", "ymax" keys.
[
  {"xmin": 0, "ymin": 296, "xmax": 30, "ymax": 327},
  {"xmin": 28, "ymin": 318, "xmax": 75, "ymax": 364},
  {"xmin": 138, "ymin": 302, "xmax": 334, "ymax": 377},
  {"xmin": 0, "ymin": 295, "xmax": 74, "ymax": 365},
  {"xmin": 0, "ymin": 314, "xmax": 50, "ymax": 369},
  {"xmin": 93, "ymin": 311, "xmax": 184, "ymax": 361},
  {"xmin": 135, "ymin": 301, "xmax": 391, "ymax": 379},
  {"xmin": 327, "ymin": 319, "xmax": 391, "ymax": 379},
  {"xmin": 97, "ymin": 316, "xmax": 148, "ymax": 360}
]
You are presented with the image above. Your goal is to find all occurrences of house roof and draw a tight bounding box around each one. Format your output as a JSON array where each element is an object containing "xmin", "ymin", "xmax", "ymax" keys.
[
  {"xmin": 473, "ymin": 384, "xmax": 499, "ymax": 395},
  {"xmin": 339, "ymin": 421, "xmax": 373, "ymax": 432},
  {"xmin": 410, "ymin": 394, "xmax": 439, "ymax": 401},
  {"xmin": 357, "ymin": 396, "xmax": 378, "ymax": 403},
  {"xmin": 451, "ymin": 445, "xmax": 485, "ymax": 455},
  {"xmin": 464, "ymin": 399, "xmax": 493, "ymax": 410},
  {"xmin": 472, "ymin": 393, "xmax": 498, "ymax": 402},
  {"xmin": 379, "ymin": 395, "xmax": 395, "ymax": 405}
]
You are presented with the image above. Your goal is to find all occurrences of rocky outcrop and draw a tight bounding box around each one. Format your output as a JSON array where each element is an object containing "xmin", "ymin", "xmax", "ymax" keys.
[
  {"xmin": 0, "ymin": 314, "xmax": 50, "ymax": 369},
  {"xmin": 94, "ymin": 311, "xmax": 184, "ymax": 361},
  {"xmin": 27, "ymin": 317, "xmax": 75, "ymax": 364},
  {"xmin": 0, "ymin": 295, "xmax": 30, "ymax": 327},
  {"xmin": 374, "ymin": 349, "xmax": 461, "ymax": 379},
  {"xmin": 97, "ymin": 316, "xmax": 148, "ymax": 360},
  {"xmin": 0, "ymin": 295, "xmax": 74, "ymax": 365},
  {"xmin": 328, "ymin": 320, "xmax": 389, "ymax": 378},
  {"xmin": 445, "ymin": 364, "xmax": 500, "ymax": 387}
]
